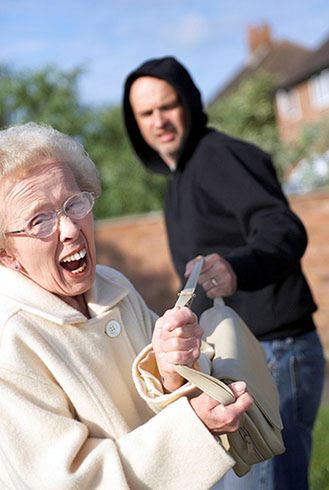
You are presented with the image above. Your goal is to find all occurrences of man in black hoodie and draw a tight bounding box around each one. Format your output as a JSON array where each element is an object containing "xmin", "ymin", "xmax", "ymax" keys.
[{"xmin": 123, "ymin": 56, "xmax": 325, "ymax": 490}]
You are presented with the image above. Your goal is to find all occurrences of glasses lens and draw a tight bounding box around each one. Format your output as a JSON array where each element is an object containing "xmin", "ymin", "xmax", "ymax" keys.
[
  {"xmin": 23, "ymin": 192, "xmax": 94, "ymax": 238},
  {"xmin": 27, "ymin": 212, "xmax": 57, "ymax": 238},
  {"xmin": 64, "ymin": 192, "xmax": 94, "ymax": 220}
]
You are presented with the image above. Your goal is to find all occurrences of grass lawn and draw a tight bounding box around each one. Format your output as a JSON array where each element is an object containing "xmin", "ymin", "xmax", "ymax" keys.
[{"xmin": 310, "ymin": 404, "xmax": 329, "ymax": 490}]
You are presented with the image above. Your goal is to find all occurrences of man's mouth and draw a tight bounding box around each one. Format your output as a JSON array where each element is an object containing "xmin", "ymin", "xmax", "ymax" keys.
[
  {"xmin": 158, "ymin": 132, "xmax": 175, "ymax": 143},
  {"xmin": 60, "ymin": 248, "xmax": 87, "ymax": 274}
]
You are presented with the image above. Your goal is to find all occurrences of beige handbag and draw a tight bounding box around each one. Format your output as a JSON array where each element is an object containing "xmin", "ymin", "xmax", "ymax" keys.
[{"xmin": 175, "ymin": 297, "xmax": 285, "ymax": 477}]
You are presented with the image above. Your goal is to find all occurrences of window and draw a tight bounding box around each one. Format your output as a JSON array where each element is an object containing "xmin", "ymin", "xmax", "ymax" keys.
[
  {"xmin": 276, "ymin": 89, "xmax": 301, "ymax": 120},
  {"xmin": 309, "ymin": 69, "xmax": 329, "ymax": 108}
]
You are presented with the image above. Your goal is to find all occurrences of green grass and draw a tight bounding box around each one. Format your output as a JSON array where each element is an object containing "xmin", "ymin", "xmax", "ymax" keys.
[{"xmin": 310, "ymin": 404, "xmax": 329, "ymax": 490}]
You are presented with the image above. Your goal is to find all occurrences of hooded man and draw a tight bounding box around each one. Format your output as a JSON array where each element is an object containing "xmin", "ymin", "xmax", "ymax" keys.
[{"xmin": 123, "ymin": 56, "xmax": 325, "ymax": 490}]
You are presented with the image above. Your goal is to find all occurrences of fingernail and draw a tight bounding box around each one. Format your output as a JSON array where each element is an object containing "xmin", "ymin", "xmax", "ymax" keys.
[{"xmin": 234, "ymin": 381, "xmax": 246, "ymax": 392}]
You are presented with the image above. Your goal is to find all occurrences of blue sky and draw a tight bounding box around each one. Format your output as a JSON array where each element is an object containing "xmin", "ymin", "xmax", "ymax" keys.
[{"xmin": 1, "ymin": 1, "xmax": 329, "ymax": 107}]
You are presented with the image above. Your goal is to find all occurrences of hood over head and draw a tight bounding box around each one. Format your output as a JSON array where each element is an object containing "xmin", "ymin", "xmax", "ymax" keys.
[{"xmin": 123, "ymin": 56, "xmax": 208, "ymax": 174}]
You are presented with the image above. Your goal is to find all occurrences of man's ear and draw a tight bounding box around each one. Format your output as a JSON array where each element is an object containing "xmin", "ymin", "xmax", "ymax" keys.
[{"xmin": 0, "ymin": 248, "xmax": 18, "ymax": 270}]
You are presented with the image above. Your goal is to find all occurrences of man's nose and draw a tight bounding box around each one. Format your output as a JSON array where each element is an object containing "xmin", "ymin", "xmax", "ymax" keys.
[{"xmin": 153, "ymin": 109, "xmax": 166, "ymax": 127}]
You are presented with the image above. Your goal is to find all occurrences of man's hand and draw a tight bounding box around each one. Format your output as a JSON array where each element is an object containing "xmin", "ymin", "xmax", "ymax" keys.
[
  {"xmin": 152, "ymin": 307, "xmax": 203, "ymax": 392},
  {"xmin": 189, "ymin": 381, "xmax": 253, "ymax": 434},
  {"xmin": 185, "ymin": 253, "xmax": 237, "ymax": 298}
]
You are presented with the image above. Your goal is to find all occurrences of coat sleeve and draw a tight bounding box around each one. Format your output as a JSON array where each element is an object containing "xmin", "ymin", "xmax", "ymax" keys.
[
  {"xmin": 198, "ymin": 141, "xmax": 308, "ymax": 290},
  {"xmin": 132, "ymin": 342, "xmax": 214, "ymax": 413},
  {"xmin": 0, "ymin": 365, "xmax": 233, "ymax": 490}
]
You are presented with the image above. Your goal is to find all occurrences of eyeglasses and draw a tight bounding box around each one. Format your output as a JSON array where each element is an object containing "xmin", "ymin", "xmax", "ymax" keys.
[{"xmin": 5, "ymin": 191, "xmax": 95, "ymax": 239}]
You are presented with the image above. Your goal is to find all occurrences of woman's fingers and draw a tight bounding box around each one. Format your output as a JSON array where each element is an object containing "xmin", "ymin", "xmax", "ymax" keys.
[
  {"xmin": 189, "ymin": 383, "xmax": 254, "ymax": 434},
  {"xmin": 152, "ymin": 307, "xmax": 203, "ymax": 392}
]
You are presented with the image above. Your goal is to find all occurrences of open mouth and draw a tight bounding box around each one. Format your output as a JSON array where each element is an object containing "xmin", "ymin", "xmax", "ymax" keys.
[{"xmin": 60, "ymin": 248, "xmax": 87, "ymax": 275}]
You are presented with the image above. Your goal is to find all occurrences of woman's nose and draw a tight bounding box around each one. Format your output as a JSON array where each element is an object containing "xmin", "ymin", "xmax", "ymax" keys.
[{"xmin": 58, "ymin": 214, "xmax": 81, "ymax": 241}]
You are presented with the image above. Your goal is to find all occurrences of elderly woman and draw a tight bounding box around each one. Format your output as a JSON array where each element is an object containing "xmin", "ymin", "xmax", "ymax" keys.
[{"xmin": 0, "ymin": 123, "xmax": 252, "ymax": 490}]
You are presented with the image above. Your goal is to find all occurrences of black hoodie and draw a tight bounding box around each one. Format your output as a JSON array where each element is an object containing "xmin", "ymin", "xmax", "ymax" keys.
[{"xmin": 123, "ymin": 56, "xmax": 317, "ymax": 340}]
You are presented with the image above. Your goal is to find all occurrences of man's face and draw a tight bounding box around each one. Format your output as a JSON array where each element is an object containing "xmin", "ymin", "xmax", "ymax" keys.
[{"xmin": 129, "ymin": 76, "xmax": 187, "ymax": 169}]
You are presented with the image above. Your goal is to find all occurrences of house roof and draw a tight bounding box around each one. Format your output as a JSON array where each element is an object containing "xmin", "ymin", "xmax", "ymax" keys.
[
  {"xmin": 277, "ymin": 34, "xmax": 329, "ymax": 90},
  {"xmin": 209, "ymin": 40, "xmax": 312, "ymax": 104}
]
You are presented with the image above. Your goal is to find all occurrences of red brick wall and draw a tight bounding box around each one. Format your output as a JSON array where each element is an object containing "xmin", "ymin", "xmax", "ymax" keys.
[
  {"xmin": 95, "ymin": 193, "xmax": 329, "ymax": 356},
  {"xmin": 95, "ymin": 212, "xmax": 180, "ymax": 314},
  {"xmin": 290, "ymin": 191, "xmax": 329, "ymax": 354}
]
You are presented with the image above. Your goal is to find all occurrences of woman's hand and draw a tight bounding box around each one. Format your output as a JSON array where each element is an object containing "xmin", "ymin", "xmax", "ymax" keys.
[
  {"xmin": 185, "ymin": 253, "xmax": 237, "ymax": 298},
  {"xmin": 189, "ymin": 381, "xmax": 253, "ymax": 434},
  {"xmin": 152, "ymin": 307, "xmax": 203, "ymax": 392}
]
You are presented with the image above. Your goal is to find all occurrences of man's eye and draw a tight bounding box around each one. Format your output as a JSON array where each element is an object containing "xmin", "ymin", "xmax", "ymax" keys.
[{"xmin": 163, "ymin": 100, "xmax": 180, "ymax": 111}]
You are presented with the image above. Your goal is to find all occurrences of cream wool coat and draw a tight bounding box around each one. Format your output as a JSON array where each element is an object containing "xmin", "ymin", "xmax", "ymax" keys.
[{"xmin": 0, "ymin": 264, "xmax": 234, "ymax": 490}]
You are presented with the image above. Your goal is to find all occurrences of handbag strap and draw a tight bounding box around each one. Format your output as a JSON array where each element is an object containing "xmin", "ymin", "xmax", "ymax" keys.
[{"xmin": 175, "ymin": 364, "xmax": 235, "ymax": 406}]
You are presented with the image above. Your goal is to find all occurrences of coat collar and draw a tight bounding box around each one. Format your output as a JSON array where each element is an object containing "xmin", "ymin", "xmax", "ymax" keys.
[{"xmin": 0, "ymin": 265, "xmax": 129, "ymax": 325}]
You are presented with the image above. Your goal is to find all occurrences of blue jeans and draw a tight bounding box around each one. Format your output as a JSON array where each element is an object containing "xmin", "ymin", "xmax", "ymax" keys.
[{"xmin": 212, "ymin": 330, "xmax": 325, "ymax": 490}]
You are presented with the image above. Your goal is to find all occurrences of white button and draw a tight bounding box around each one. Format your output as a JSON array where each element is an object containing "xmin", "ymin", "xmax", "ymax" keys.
[{"xmin": 105, "ymin": 320, "xmax": 121, "ymax": 338}]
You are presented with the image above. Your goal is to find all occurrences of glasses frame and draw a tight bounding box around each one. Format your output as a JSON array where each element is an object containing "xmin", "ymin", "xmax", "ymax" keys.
[{"xmin": 5, "ymin": 191, "xmax": 95, "ymax": 239}]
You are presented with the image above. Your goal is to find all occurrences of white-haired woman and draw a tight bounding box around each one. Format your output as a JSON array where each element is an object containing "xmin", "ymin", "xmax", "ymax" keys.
[{"xmin": 0, "ymin": 123, "xmax": 252, "ymax": 490}]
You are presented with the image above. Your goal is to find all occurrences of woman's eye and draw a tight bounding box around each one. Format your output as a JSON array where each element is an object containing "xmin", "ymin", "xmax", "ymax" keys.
[
  {"xmin": 66, "ymin": 202, "xmax": 79, "ymax": 212},
  {"xmin": 30, "ymin": 213, "xmax": 53, "ymax": 227}
]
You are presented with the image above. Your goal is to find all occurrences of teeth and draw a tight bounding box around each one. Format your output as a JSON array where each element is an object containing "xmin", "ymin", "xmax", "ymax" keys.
[
  {"xmin": 71, "ymin": 262, "xmax": 87, "ymax": 275},
  {"xmin": 62, "ymin": 248, "xmax": 86, "ymax": 263}
]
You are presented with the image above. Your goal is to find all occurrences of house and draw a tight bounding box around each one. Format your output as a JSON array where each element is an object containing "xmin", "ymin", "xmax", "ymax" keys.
[
  {"xmin": 275, "ymin": 35, "xmax": 329, "ymax": 144},
  {"xmin": 210, "ymin": 24, "xmax": 311, "ymax": 102},
  {"xmin": 210, "ymin": 24, "xmax": 329, "ymax": 147}
]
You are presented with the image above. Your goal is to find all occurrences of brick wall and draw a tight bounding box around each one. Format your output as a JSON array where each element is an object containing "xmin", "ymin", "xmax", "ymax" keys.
[
  {"xmin": 95, "ymin": 191, "xmax": 329, "ymax": 357},
  {"xmin": 290, "ymin": 191, "xmax": 329, "ymax": 355},
  {"xmin": 95, "ymin": 212, "xmax": 180, "ymax": 314}
]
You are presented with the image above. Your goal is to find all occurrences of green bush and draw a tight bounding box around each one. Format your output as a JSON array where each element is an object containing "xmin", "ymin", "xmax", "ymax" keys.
[{"xmin": 310, "ymin": 404, "xmax": 329, "ymax": 490}]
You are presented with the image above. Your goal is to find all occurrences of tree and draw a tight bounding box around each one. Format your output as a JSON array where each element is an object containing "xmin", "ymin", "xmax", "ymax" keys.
[
  {"xmin": 208, "ymin": 74, "xmax": 278, "ymax": 149},
  {"xmin": 9, "ymin": 65, "xmax": 91, "ymax": 137},
  {"xmin": 0, "ymin": 64, "xmax": 165, "ymax": 218},
  {"xmin": 208, "ymin": 74, "xmax": 288, "ymax": 177},
  {"xmin": 83, "ymin": 105, "xmax": 165, "ymax": 219},
  {"xmin": 0, "ymin": 65, "xmax": 16, "ymax": 128}
]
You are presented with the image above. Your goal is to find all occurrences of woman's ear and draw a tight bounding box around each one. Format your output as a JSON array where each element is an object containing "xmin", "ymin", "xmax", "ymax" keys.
[{"xmin": 0, "ymin": 248, "xmax": 19, "ymax": 270}]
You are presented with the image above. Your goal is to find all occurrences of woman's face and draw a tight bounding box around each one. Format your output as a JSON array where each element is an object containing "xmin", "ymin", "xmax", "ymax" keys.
[{"xmin": 1, "ymin": 161, "xmax": 97, "ymax": 299}]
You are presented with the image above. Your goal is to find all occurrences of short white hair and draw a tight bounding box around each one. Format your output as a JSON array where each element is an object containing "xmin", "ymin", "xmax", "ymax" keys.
[{"xmin": 0, "ymin": 122, "xmax": 102, "ymax": 245}]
